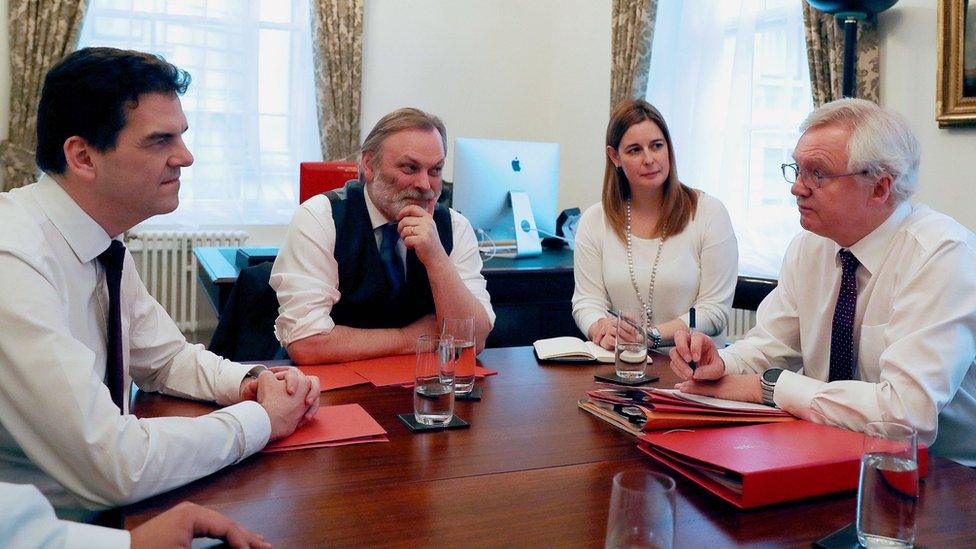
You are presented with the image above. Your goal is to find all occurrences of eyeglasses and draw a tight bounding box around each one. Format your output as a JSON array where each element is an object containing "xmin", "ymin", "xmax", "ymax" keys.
[{"xmin": 781, "ymin": 163, "xmax": 870, "ymax": 190}]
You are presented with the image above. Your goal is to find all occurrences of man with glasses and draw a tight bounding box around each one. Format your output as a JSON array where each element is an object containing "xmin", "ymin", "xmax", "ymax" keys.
[{"xmin": 668, "ymin": 98, "xmax": 976, "ymax": 467}]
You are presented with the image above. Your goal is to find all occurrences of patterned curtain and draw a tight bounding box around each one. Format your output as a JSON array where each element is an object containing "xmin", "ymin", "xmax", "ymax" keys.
[
  {"xmin": 610, "ymin": 0, "xmax": 658, "ymax": 109},
  {"xmin": 1, "ymin": 0, "xmax": 88, "ymax": 191},
  {"xmin": 802, "ymin": 5, "xmax": 881, "ymax": 107},
  {"xmin": 309, "ymin": 0, "xmax": 364, "ymax": 161}
]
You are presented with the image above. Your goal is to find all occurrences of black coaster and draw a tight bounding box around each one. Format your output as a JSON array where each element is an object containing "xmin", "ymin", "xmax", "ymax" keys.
[
  {"xmin": 812, "ymin": 522, "xmax": 860, "ymax": 549},
  {"xmin": 594, "ymin": 372, "xmax": 659, "ymax": 386},
  {"xmin": 397, "ymin": 413, "xmax": 470, "ymax": 432},
  {"xmin": 455, "ymin": 386, "xmax": 484, "ymax": 401}
]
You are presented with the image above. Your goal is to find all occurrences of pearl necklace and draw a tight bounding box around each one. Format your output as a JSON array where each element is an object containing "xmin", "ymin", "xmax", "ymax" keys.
[{"xmin": 625, "ymin": 200, "xmax": 666, "ymax": 326}]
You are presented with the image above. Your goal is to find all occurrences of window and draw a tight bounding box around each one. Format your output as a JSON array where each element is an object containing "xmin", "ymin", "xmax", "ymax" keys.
[
  {"xmin": 646, "ymin": 0, "xmax": 812, "ymax": 277},
  {"xmin": 78, "ymin": 0, "xmax": 322, "ymax": 226}
]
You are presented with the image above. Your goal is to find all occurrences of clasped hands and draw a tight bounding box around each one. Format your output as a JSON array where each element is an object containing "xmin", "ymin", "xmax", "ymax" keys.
[
  {"xmin": 240, "ymin": 367, "xmax": 321, "ymax": 441},
  {"xmin": 668, "ymin": 330, "xmax": 762, "ymax": 404}
]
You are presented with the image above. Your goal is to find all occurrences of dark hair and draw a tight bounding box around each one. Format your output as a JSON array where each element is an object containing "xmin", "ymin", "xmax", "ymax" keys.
[
  {"xmin": 36, "ymin": 47, "xmax": 191, "ymax": 173},
  {"xmin": 602, "ymin": 99, "xmax": 698, "ymax": 242}
]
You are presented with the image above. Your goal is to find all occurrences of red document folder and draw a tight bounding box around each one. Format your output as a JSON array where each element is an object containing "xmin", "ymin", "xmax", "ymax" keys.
[
  {"xmin": 638, "ymin": 421, "xmax": 928, "ymax": 508},
  {"xmin": 262, "ymin": 403, "xmax": 388, "ymax": 453},
  {"xmin": 348, "ymin": 354, "xmax": 498, "ymax": 387}
]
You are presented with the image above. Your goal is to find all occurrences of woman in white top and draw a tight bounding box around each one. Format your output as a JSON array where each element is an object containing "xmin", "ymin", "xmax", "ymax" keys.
[{"xmin": 572, "ymin": 99, "xmax": 738, "ymax": 350}]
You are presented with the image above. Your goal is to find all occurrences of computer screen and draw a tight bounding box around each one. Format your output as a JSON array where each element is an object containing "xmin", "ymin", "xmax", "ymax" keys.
[{"xmin": 451, "ymin": 138, "xmax": 560, "ymax": 246}]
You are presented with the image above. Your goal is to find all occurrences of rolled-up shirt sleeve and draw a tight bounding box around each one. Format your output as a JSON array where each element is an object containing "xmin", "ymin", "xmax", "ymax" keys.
[
  {"xmin": 448, "ymin": 211, "xmax": 495, "ymax": 326},
  {"xmin": 270, "ymin": 196, "xmax": 343, "ymax": 346}
]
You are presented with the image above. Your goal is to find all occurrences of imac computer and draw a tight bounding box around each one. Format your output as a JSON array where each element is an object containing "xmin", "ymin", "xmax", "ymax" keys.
[{"xmin": 451, "ymin": 138, "xmax": 559, "ymax": 258}]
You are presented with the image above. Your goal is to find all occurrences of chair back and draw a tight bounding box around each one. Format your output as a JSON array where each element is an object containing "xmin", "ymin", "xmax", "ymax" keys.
[{"xmin": 299, "ymin": 161, "xmax": 358, "ymax": 204}]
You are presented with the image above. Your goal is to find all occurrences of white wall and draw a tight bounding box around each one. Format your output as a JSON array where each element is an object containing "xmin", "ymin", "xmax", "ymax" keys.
[
  {"xmin": 880, "ymin": 0, "xmax": 976, "ymax": 230},
  {"xmin": 361, "ymin": 0, "xmax": 611, "ymax": 214}
]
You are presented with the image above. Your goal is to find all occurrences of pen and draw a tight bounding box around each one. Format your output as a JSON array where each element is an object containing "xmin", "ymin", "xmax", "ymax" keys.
[
  {"xmin": 688, "ymin": 307, "xmax": 697, "ymax": 371},
  {"xmin": 606, "ymin": 308, "xmax": 653, "ymax": 342}
]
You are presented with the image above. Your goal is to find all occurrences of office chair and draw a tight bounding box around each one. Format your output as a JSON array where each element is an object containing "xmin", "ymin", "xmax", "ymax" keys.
[{"xmin": 209, "ymin": 262, "xmax": 286, "ymax": 361}]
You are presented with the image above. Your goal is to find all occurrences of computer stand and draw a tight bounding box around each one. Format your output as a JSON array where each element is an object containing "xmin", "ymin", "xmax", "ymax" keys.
[{"xmin": 509, "ymin": 190, "xmax": 542, "ymax": 257}]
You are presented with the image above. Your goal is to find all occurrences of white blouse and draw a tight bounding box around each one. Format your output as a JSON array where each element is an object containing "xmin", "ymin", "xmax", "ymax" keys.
[{"xmin": 572, "ymin": 191, "xmax": 738, "ymax": 341}]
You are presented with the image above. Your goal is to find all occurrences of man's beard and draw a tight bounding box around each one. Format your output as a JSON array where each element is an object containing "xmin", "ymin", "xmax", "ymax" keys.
[{"xmin": 370, "ymin": 170, "xmax": 439, "ymax": 219}]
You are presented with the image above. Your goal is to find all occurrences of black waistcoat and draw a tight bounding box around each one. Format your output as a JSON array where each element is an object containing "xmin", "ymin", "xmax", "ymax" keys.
[{"xmin": 326, "ymin": 180, "xmax": 453, "ymax": 329}]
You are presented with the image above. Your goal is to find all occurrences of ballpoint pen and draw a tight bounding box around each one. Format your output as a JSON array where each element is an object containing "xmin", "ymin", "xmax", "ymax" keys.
[
  {"xmin": 688, "ymin": 307, "xmax": 697, "ymax": 371},
  {"xmin": 606, "ymin": 308, "xmax": 653, "ymax": 342}
]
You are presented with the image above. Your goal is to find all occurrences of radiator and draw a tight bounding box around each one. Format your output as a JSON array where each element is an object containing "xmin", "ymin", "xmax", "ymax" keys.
[
  {"xmin": 727, "ymin": 308, "xmax": 757, "ymax": 341},
  {"xmin": 124, "ymin": 230, "xmax": 249, "ymax": 334}
]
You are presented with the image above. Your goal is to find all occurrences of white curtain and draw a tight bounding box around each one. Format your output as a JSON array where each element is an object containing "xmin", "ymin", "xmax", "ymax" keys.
[
  {"xmin": 78, "ymin": 0, "xmax": 322, "ymax": 226},
  {"xmin": 646, "ymin": 0, "xmax": 811, "ymax": 277}
]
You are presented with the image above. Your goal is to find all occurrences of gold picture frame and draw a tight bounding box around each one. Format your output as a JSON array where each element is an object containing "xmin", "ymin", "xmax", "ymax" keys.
[{"xmin": 937, "ymin": 0, "xmax": 976, "ymax": 127}]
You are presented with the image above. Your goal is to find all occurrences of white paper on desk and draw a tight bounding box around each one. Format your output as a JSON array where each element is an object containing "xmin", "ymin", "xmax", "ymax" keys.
[{"xmin": 653, "ymin": 388, "xmax": 783, "ymax": 413}]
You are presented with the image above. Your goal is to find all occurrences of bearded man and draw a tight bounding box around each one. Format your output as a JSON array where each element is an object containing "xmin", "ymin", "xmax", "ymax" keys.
[{"xmin": 271, "ymin": 108, "xmax": 494, "ymax": 363}]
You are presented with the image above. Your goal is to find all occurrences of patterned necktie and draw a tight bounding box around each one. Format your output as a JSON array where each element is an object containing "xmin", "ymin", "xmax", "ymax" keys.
[
  {"xmin": 829, "ymin": 249, "xmax": 860, "ymax": 382},
  {"xmin": 97, "ymin": 240, "xmax": 127, "ymax": 411},
  {"xmin": 379, "ymin": 223, "xmax": 405, "ymax": 293}
]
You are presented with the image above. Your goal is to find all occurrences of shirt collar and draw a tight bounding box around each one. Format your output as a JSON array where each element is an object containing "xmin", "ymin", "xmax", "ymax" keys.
[
  {"xmin": 363, "ymin": 182, "xmax": 393, "ymax": 230},
  {"xmin": 33, "ymin": 174, "xmax": 114, "ymax": 263},
  {"xmin": 844, "ymin": 200, "xmax": 912, "ymax": 276}
]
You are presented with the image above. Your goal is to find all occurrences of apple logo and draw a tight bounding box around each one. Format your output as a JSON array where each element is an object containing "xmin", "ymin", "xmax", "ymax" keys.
[{"xmin": 511, "ymin": 157, "xmax": 521, "ymax": 172}]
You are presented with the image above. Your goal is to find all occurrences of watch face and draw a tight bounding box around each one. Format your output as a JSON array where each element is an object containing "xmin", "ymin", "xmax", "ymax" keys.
[{"xmin": 763, "ymin": 368, "xmax": 783, "ymax": 383}]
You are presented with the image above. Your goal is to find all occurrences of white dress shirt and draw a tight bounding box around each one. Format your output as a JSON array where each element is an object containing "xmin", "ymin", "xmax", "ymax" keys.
[
  {"xmin": 0, "ymin": 176, "xmax": 272, "ymax": 520},
  {"xmin": 719, "ymin": 201, "xmax": 976, "ymax": 466},
  {"xmin": 271, "ymin": 188, "xmax": 495, "ymax": 346},
  {"xmin": 572, "ymin": 191, "xmax": 738, "ymax": 340},
  {"xmin": 0, "ymin": 483, "xmax": 128, "ymax": 548}
]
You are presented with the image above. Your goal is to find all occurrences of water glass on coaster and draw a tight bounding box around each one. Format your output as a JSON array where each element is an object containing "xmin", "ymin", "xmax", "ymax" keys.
[
  {"xmin": 856, "ymin": 421, "xmax": 919, "ymax": 548},
  {"xmin": 413, "ymin": 335, "xmax": 456, "ymax": 426},
  {"xmin": 605, "ymin": 470, "xmax": 676, "ymax": 549},
  {"xmin": 442, "ymin": 317, "xmax": 477, "ymax": 396},
  {"xmin": 615, "ymin": 308, "xmax": 649, "ymax": 380}
]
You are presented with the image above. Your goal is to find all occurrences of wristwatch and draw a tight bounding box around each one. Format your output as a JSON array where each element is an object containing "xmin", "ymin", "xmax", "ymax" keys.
[
  {"xmin": 760, "ymin": 368, "xmax": 784, "ymax": 407},
  {"xmin": 648, "ymin": 326, "xmax": 663, "ymax": 349},
  {"xmin": 244, "ymin": 364, "xmax": 269, "ymax": 381}
]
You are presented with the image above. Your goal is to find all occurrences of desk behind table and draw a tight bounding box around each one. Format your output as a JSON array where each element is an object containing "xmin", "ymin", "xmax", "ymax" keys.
[
  {"xmin": 126, "ymin": 347, "xmax": 976, "ymax": 547},
  {"xmin": 195, "ymin": 247, "xmax": 777, "ymax": 348}
]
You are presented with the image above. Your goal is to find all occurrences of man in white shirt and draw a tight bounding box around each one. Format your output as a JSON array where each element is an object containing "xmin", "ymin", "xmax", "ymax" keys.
[
  {"xmin": 669, "ymin": 98, "xmax": 976, "ymax": 467},
  {"xmin": 0, "ymin": 47, "xmax": 320, "ymax": 520},
  {"xmin": 0, "ymin": 482, "xmax": 269, "ymax": 548},
  {"xmin": 271, "ymin": 108, "xmax": 494, "ymax": 363}
]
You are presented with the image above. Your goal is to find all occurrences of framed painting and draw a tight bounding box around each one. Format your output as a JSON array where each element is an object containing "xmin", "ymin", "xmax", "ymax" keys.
[{"xmin": 937, "ymin": 0, "xmax": 976, "ymax": 127}]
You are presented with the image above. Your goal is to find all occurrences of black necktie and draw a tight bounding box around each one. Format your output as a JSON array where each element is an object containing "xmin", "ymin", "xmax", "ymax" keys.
[
  {"xmin": 829, "ymin": 249, "xmax": 860, "ymax": 382},
  {"xmin": 97, "ymin": 240, "xmax": 126, "ymax": 412},
  {"xmin": 379, "ymin": 224, "xmax": 405, "ymax": 293}
]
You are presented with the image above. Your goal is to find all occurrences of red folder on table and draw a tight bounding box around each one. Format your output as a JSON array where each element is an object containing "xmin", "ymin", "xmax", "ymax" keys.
[
  {"xmin": 348, "ymin": 354, "xmax": 498, "ymax": 387},
  {"xmin": 638, "ymin": 421, "xmax": 928, "ymax": 508},
  {"xmin": 298, "ymin": 363, "xmax": 369, "ymax": 391},
  {"xmin": 262, "ymin": 403, "xmax": 388, "ymax": 452}
]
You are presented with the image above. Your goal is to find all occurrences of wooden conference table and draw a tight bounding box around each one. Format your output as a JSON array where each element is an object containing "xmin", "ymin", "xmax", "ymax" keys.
[{"xmin": 126, "ymin": 347, "xmax": 976, "ymax": 547}]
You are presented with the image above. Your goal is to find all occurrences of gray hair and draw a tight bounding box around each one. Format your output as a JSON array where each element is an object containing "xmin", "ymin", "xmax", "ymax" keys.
[
  {"xmin": 800, "ymin": 98, "xmax": 919, "ymax": 204},
  {"xmin": 359, "ymin": 107, "xmax": 447, "ymax": 172}
]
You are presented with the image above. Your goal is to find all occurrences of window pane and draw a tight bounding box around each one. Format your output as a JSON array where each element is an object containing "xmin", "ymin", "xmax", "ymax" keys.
[
  {"xmin": 647, "ymin": 0, "xmax": 811, "ymax": 277},
  {"xmin": 78, "ymin": 0, "xmax": 322, "ymax": 226}
]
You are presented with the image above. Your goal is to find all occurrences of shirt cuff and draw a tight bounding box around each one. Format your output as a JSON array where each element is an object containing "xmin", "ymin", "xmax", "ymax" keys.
[
  {"xmin": 718, "ymin": 348, "xmax": 746, "ymax": 374},
  {"xmin": 214, "ymin": 361, "xmax": 255, "ymax": 406},
  {"xmin": 772, "ymin": 369, "xmax": 824, "ymax": 420},
  {"xmin": 217, "ymin": 400, "xmax": 272, "ymax": 460},
  {"xmin": 64, "ymin": 521, "xmax": 130, "ymax": 549}
]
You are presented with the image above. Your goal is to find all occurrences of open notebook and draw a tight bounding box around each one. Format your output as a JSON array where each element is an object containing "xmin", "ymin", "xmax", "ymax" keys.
[{"xmin": 533, "ymin": 336, "xmax": 615, "ymax": 363}]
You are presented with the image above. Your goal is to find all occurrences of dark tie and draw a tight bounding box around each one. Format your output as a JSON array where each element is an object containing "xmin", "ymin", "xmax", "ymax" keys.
[
  {"xmin": 379, "ymin": 223, "xmax": 405, "ymax": 293},
  {"xmin": 829, "ymin": 249, "xmax": 860, "ymax": 382},
  {"xmin": 97, "ymin": 240, "xmax": 126, "ymax": 411}
]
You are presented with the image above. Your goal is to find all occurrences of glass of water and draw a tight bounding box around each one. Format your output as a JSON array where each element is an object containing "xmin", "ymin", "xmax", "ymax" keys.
[
  {"xmin": 856, "ymin": 421, "xmax": 919, "ymax": 548},
  {"xmin": 441, "ymin": 317, "xmax": 476, "ymax": 395},
  {"xmin": 413, "ymin": 335, "xmax": 455, "ymax": 426},
  {"xmin": 605, "ymin": 470, "xmax": 675, "ymax": 549},
  {"xmin": 614, "ymin": 307, "xmax": 648, "ymax": 380}
]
